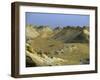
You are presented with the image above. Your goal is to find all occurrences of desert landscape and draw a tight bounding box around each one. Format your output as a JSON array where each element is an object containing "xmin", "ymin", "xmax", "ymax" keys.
[{"xmin": 26, "ymin": 25, "xmax": 89, "ymax": 67}]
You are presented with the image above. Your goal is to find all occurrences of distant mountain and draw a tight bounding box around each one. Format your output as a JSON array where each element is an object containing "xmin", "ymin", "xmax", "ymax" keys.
[
  {"xmin": 26, "ymin": 25, "xmax": 89, "ymax": 43},
  {"xmin": 52, "ymin": 28, "xmax": 89, "ymax": 43},
  {"xmin": 26, "ymin": 25, "xmax": 54, "ymax": 39},
  {"xmin": 70, "ymin": 29, "xmax": 89, "ymax": 43},
  {"xmin": 36, "ymin": 26, "xmax": 53, "ymax": 38},
  {"xmin": 26, "ymin": 25, "xmax": 39, "ymax": 40}
]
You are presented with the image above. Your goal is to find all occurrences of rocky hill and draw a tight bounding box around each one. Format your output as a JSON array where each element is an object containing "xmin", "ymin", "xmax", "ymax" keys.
[
  {"xmin": 37, "ymin": 26, "xmax": 53, "ymax": 38},
  {"xmin": 52, "ymin": 28, "xmax": 89, "ymax": 43},
  {"xmin": 26, "ymin": 25, "xmax": 39, "ymax": 40},
  {"xmin": 26, "ymin": 25, "xmax": 89, "ymax": 43},
  {"xmin": 26, "ymin": 25, "xmax": 89, "ymax": 67}
]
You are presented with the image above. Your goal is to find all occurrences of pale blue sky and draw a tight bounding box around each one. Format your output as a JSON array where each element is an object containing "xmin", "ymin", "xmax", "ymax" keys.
[{"xmin": 26, "ymin": 12, "xmax": 89, "ymax": 28}]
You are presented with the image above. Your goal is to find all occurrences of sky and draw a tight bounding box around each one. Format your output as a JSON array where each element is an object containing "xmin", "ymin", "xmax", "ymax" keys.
[{"xmin": 26, "ymin": 12, "xmax": 89, "ymax": 28}]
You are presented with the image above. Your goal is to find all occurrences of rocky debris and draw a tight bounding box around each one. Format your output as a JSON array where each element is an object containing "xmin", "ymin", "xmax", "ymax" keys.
[
  {"xmin": 26, "ymin": 56, "xmax": 37, "ymax": 67},
  {"xmin": 26, "ymin": 43, "xmax": 67, "ymax": 66},
  {"xmin": 26, "ymin": 50, "xmax": 67, "ymax": 66},
  {"xmin": 55, "ymin": 49, "xmax": 64, "ymax": 55},
  {"xmin": 80, "ymin": 58, "xmax": 89, "ymax": 64}
]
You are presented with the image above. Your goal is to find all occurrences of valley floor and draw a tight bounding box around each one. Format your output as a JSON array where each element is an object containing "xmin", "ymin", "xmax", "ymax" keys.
[{"xmin": 26, "ymin": 37, "xmax": 89, "ymax": 67}]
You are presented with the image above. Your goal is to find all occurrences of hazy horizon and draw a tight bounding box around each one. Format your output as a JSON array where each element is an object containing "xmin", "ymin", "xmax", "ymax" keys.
[{"xmin": 26, "ymin": 12, "xmax": 90, "ymax": 28}]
